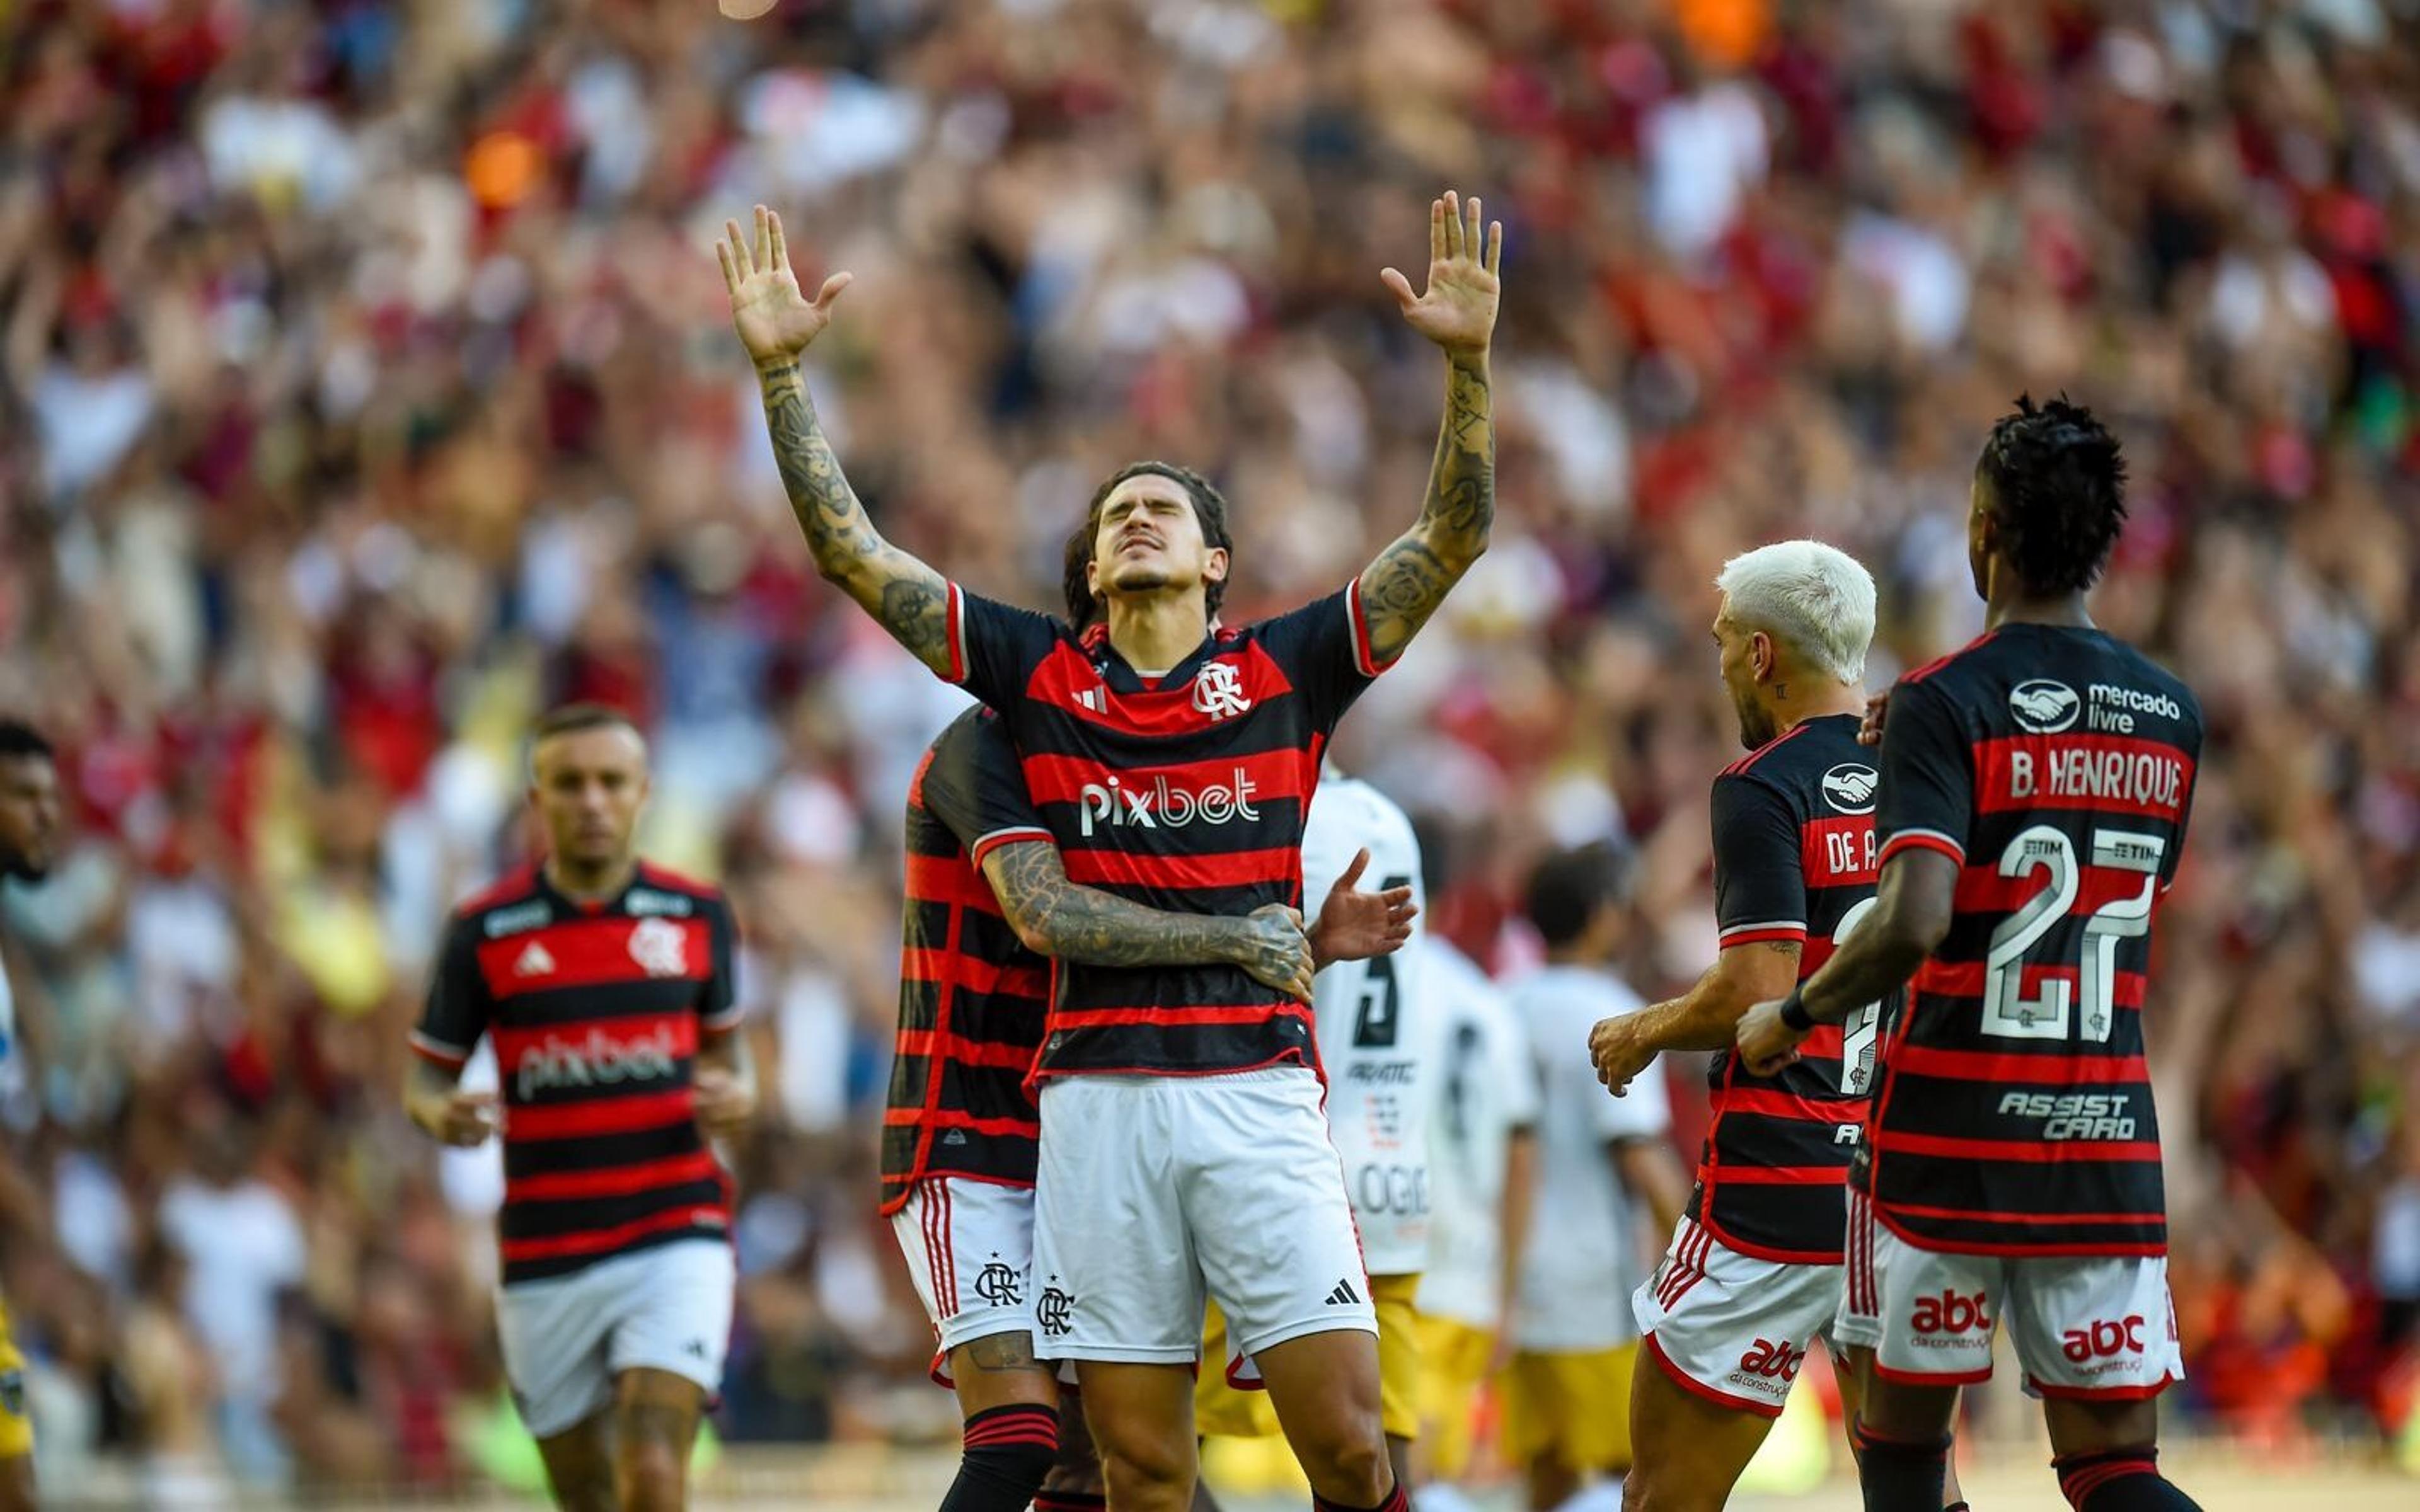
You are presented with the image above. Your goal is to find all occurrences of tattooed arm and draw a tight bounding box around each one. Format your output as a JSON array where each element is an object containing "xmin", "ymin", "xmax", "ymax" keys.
[
  {"xmin": 1360, "ymin": 190, "xmax": 1504, "ymax": 667},
  {"xmin": 979, "ymin": 842, "xmax": 1317, "ymax": 1002},
  {"xmin": 717, "ymin": 207, "xmax": 955, "ymax": 677}
]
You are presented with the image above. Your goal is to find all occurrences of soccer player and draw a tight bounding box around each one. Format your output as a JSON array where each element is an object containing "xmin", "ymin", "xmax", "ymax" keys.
[
  {"xmin": 0, "ymin": 719, "xmax": 58, "ymax": 1512},
  {"xmin": 1196, "ymin": 767, "xmax": 1431, "ymax": 1490},
  {"xmin": 1503, "ymin": 844, "xmax": 1688, "ymax": 1512},
  {"xmin": 1587, "ymin": 542, "xmax": 1964, "ymax": 1512},
  {"xmin": 887, "ymin": 704, "xmax": 1415, "ymax": 1512},
  {"xmin": 1414, "ymin": 858, "xmax": 1539, "ymax": 1510},
  {"xmin": 406, "ymin": 706, "xmax": 753, "ymax": 1512},
  {"xmin": 1739, "ymin": 396, "xmax": 2204, "ymax": 1512},
  {"xmin": 721, "ymin": 187, "xmax": 1498, "ymax": 1512}
]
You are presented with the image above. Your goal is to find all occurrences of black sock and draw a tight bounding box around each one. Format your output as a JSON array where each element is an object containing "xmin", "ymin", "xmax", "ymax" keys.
[
  {"xmin": 2054, "ymin": 1447, "xmax": 2203, "ymax": 1510},
  {"xmin": 940, "ymin": 1404, "xmax": 1060, "ymax": 1512},
  {"xmin": 1854, "ymin": 1424, "xmax": 1950, "ymax": 1512},
  {"xmin": 1313, "ymin": 1479, "xmax": 1409, "ymax": 1512}
]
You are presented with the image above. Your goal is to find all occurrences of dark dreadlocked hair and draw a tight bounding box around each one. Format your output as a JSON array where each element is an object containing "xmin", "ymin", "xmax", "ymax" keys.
[
  {"xmin": 1974, "ymin": 393, "xmax": 2129, "ymax": 597},
  {"xmin": 1063, "ymin": 461, "xmax": 1235, "ymax": 628}
]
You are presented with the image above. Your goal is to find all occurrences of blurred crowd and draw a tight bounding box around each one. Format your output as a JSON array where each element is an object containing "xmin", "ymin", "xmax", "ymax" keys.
[{"xmin": 1, "ymin": 0, "xmax": 2417, "ymax": 1497}]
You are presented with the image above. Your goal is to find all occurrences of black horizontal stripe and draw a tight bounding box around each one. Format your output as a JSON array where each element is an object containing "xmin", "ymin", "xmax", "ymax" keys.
[
  {"xmin": 902, "ymin": 901, "xmax": 1028, "ymax": 966},
  {"xmin": 1698, "ymin": 1183, "xmax": 1853, "ymax": 1257},
  {"xmin": 1874, "ymin": 1153, "xmax": 2165, "ymax": 1218},
  {"xmin": 1037, "ymin": 1018, "xmax": 1313, "ymax": 1077},
  {"xmin": 892, "ymin": 980, "xmax": 1048, "ymax": 1041},
  {"xmin": 500, "ymin": 1177, "xmax": 729, "ymax": 1242},
  {"xmin": 1884, "ymin": 1210, "xmax": 2166, "ymax": 1254},
  {"xmin": 504, "ymin": 1122, "xmax": 702, "ymax": 1177},
  {"xmin": 505, "ymin": 1225, "xmax": 723, "ymax": 1285},
  {"xmin": 904, "ymin": 806, "xmax": 963, "ymax": 859},
  {"xmin": 1709, "ymin": 1116, "xmax": 1859, "ymax": 1168},
  {"xmin": 1007, "ymin": 697, "xmax": 1310, "ymax": 760},
  {"xmin": 479, "ymin": 978, "xmax": 706, "ymax": 1029},
  {"xmin": 1879, "ymin": 1075, "xmax": 2162, "ymax": 1143}
]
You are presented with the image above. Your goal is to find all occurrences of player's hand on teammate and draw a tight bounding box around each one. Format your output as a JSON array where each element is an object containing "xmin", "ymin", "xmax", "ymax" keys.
[
  {"xmin": 1859, "ymin": 689, "xmax": 1891, "ymax": 747},
  {"xmin": 717, "ymin": 205, "xmax": 853, "ymax": 370},
  {"xmin": 693, "ymin": 1067, "xmax": 756, "ymax": 1143},
  {"xmin": 1588, "ymin": 1016, "xmax": 1656, "ymax": 1097},
  {"xmin": 1735, "ymin": 999, "xmax": 1807, "ymax": 1077},
  {"xmin": 1234, "ymin": 904, "xmax": 1318, "ymax": 1003},
  {"xmin": 1381, "ymin": 190, "xmax": 1502, "ymax": 360},
  {"xmin": 1308, "ymin": 847, "xmax": 1419, "ymax": 967},
  {"xmin": 415, "ymin": 1088, "xmax": 500, "ymax": 1148}
]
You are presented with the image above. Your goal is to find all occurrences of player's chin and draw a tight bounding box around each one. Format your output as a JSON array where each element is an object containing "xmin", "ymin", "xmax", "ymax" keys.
[{"xmin": 1107, "ymin": 563, "xmax": 1176, "ymax": 595}]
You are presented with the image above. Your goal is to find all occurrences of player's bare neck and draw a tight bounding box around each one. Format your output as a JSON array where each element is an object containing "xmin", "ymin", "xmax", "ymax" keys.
[
  {"xmin": 547, "ymin": 854, "xmax": 638, "ymax": 904},
  {"xmin": 1985, "ymin": 588, "xmax": 2095, "ymax": 633},
  {"xmin": 1104, "ymin": 588, "xmax": 1211, "ymax": 676},
  {"xmin": 1773, "ymin": 680, "xmax": 1867, "ymax": 738}
]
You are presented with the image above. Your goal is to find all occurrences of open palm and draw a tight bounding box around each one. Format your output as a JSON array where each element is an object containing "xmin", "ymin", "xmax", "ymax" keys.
[
  {"xmin": 1381, "ymin": 190, "xmax": 1502, "ymax": 358},
  {"xmin": 717, "ymin": 205, "xmax": 853, "ymax": 369}
]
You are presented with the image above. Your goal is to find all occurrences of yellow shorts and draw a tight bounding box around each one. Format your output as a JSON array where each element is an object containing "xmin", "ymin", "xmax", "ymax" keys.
[
  {"xmin": 1502, "ymin": 1342, "xmax": 1637, "ymax": 1473},
  {"xmin": 1196, "ymin": 1273, "xmax": 1424, "ymax": 1441},
  {"xmin": 1415, "ymin": 1314, "xmax": 1495, "ymax": 1481},
  {"xmin": 0, "ymin": 1295, "xmax": 30, "ymax": 1460}
]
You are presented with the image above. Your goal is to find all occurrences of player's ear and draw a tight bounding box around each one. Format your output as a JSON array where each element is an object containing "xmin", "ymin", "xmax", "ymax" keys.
[
  {"xmin": 1087, "ymin": 556, "xmax": 1102, "ymax": 595},
  {"xmin": 1204, "ymin": 547, "xmax": 1230, "ymax": 586},
  {"xmin": 1750, "ymin": 630, "xmax": 1775, "ymax": 682}
]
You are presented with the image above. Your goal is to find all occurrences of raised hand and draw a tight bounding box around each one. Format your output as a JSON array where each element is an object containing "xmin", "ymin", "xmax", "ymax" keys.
[
  {"xmin": 1236, "ymin": 904, "xmax": 1318, "ymax": 1004},
  {"xmin": 717, "ymin": 205, "xmax": 853, "ymax": 371},
  {"xmin": 1309, "ymin": 847, "xmax": 1419, "ymax": 966},
  {"xmin": 1381, "ymin": 191, "xmax": 1502, "ymax": 360}
]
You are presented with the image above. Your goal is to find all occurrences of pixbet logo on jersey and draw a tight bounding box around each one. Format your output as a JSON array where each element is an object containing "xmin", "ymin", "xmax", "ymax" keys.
[
  {"xmin": 515, "ymin": 1024, "xmax": 681, "ymax": 1099},
  {"xmin": 1077, "ymin": 769, "xmax": 1262, "ymax": 837},
  {"xmin": 1910, "ymin": 1288, "xmax": 1994, "ymax": 1345}
]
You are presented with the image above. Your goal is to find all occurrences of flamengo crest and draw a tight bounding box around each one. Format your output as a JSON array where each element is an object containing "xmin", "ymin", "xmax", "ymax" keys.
[{"xmin": 1192, "ymin": 661, "xmax": 1254, "ymax": 720}]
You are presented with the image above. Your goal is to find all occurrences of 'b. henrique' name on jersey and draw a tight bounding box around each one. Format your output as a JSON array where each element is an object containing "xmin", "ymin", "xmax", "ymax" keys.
[
  {"xmin": 412, "ymin": 865, "xmax": 740, "ymax": 1285},
  {"xmin": 940, "ymin": 580, "xmax": 1395, "ymax": 1080},
  {"xmin": 879, "ymin": 707, "xmax": 1054, "ymax": 1215},
  {"xmin": 1868, "ymin": 624, "xmax": 2201, "ymax": 1258},
  {"xmin": 1691, "ymin": 713, "xmax": 1882, "ymax": 1264}
]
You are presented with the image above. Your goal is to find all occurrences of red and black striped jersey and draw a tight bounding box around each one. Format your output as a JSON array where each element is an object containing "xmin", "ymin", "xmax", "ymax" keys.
[
  {"xmin": 411, "ymin": 863, "xmax": 740, "ymax": 1286},
  {"xmin": 943, "ymin": 581, "xmax": 1390, "ymax": 1080},
  {"xmin": 1868, "ymin": 624, "xmax": 2200, "ymax": 1257},
  {"xmin": 1690, "ymin": 713, "xmax": 1880, "ymax": 1264},
  {"xmin": 879, "ymin": 707, "xmax": 1053, "ymax": 1215}
]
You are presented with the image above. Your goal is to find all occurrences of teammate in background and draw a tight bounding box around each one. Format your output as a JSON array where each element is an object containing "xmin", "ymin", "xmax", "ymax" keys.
[
  {"xmin": 1414, "ymin": 822, "xmax": 1540, "ymax": 1512},
  {"xmin": 0, "ymin": 720, "xmax": 59, "ymax": 1512},
  {"xmin": 888, "ymin": 705, "xmax": 1415, "ymax": 1512},
  {"xmin": 406, "ymin": 706, "xmax": 754, "ymax": 1512},
  {"xmin": 723, "ymin": 187, "xmax": 1498, "ymax": 1512},
  {"xmin": 1739, "ymin": 397, "xmax": 2204, "ymax": 1512},
  {"xmin": 1197, "ymin": 768, "xmax": 1431, "ymax": 1493},
  {"xmin": 1587, "ymin": 542, "xmax": 1965, "ymax": 1512},
  {"xmin": 1504, "ymin": 845, "xmax": 1689, "ymax": 1512}
]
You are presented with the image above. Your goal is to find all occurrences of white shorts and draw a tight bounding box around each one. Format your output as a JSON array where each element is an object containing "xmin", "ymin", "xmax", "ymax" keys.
[
  {"xmin": 1832, "ymin": 1189, "xmax": 1883, "ymax": 1351},
  {"xmin": 889, "ymin": 1177, "xmax": 1042, "ymax": 1363},
  {"xmin": 1633, "ymin": 1216, "xmax": 1842, "ymax": 1419},
  {"xmin": 1848, "ymin": 1191, "xmax": 2183, "ymax": 1400},
  {"xmin": 495, "ymin": 1239, "xmax": 735, "ymax": 1440},
  {"xmin": 1032, "ymin": 1067, "xmax": 1378, "ymax": 1364}
]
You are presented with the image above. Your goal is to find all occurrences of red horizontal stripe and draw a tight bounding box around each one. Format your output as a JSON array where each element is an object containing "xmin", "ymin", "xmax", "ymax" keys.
[
  {"xmin": 492, "ymin": 1012, "xmax": 694, "ymax": 1062},
  {"xmin": 1014, "ymin": 748, "xmax": 1314, "ymax": 810},
  {"xmin": 904, "ymin": 852, "xmax": 1002, "ymax": 915},
  {"xmin": 1879, "ymin": 1200, "xmax": 2166, "ymax": 1227},
  {"xmin": 879, "ymin": 1108, "xmax": 1039, "ymax": 1136},
  {"xmin": 499, "ymin": 1204, "xmax": 725, "ymax": 1263},
  {"xmin": 894, "ymin": 1030, "xmax": 1040, "ymax": 1071},
  {"xmin": 1880, "ymin": 1133, "xmax": 2162, "ymax": 1164},
  {"xmin": 506, "ymin": 1089, "xmax": 693, "ymax": 1140},
  {"xmin": 1697, "ymin": 1166, "xmax": 1845, "ymax": 1185},
  {"xmin": 476, "ymin": 916, "xmax": 710, "ymax": 999},
  {"xmin": 1027, "ymin": 641, "xmax": 1302, "ymax": 736},
  {"xmin": 900, "ymin": 949, "xmax": 1046, "ymax": 998},
  {"xmin": 1061, "ymin": 845, "xmax": 1301, "ymax": 893},
  {"xmin": 1722, "ymin": 927, "xmax": 1807, "ymax": 948},
  {"xmin": 1800, "ymin": 815, "xmax": 1877, "ymax": 888},
  {"xmin": 1711, "ymin": 1087, "xmax": 1860, "ymax": 1124},
  {"xmin": 1914, "ymin": 961, "xmax": 2147, "ymax": 1009},
  {"xmin": 1051, "ymin": 1003, "xmax": 1310, "ymax": 1029},
  {"xmin": 1974, "ymin": 735, "xmax": 2194, "ymax": 821},
  {"xmin": 1879, "ymin": 832, "xmax": 1963, "ymax": 868},
  {"xmin": 1799, "ymin": 1023, "xmax": 1843, "ymax": 1059},
  {"xmin": 410, "ymin": 1036, "xmax": 470, "ymax": 1068},
  {"xmin": 506, "ymin": 1151, "xmax": 721, "ymax": 1202},
  {"xmin": 1798, "ymin": 936, "xmax": 1836, "ymax": 975},
  {"xmin": 1952, "ymin": 862, "xmax": 2169, "ymax": 917},
  {"xmin": 1887, "ymin": 1045, "xmax": 2146, "ymax": 1084}
]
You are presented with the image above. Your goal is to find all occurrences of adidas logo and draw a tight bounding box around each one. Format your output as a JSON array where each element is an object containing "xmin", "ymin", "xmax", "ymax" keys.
[
  {"xmin": 942, "ymin": 1130, "xmax": 968, "ymax": 1147},
  {"xmin": 514, "ymin": 941, "xmax": 558, "ymax": 977},
  {"xmin": 1325, "ymin": 1278, "xmax": 1362, "ymax": 1307}
]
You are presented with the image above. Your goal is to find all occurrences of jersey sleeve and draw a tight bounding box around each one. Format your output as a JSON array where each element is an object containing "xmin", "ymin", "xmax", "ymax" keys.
[
  {"xmin": 1874, "ymin": 677, "xmax": 1976, "ymax": 869},
  {"xmin": 700, "ymin": 895, "xmax": 743, "ymax": 1034},
  {"xmin": 1709, "ymin": 773, "xmax": 1807, "ymax": 949},
  {"xmin": 1253, "ymin": 583, "xmax": 1392, "ymax": 734},
  {"xmin": 923, "ymin": 714, "xmax": 1054, "ymax": 867},
  {"xmin": 410, "ymin": 914, "xmax": 489, "ymax": 1071},
  {"xmin": 948, "ymin": 585, "xmax": 1065, "ymax": 711}
]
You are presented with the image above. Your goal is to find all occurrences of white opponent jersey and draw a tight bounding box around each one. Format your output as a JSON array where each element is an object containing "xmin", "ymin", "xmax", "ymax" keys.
[
  {"xmin": 1507, "ymin": 963, "xmax": 1671, "ymax": 1353},
  {"xmin": 1304, "ymin": 772, "xmax": 1431, "ymax": 1276},
  {"xmin": 1417, "ymin": 938, "xmax": 1538, "ymax": 1329}
]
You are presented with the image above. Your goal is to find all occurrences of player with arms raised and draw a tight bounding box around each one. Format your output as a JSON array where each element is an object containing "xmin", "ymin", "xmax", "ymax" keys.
[
  {"xmin": 721, "ymin": 189, "xmax": 1498, "ymax": 1512},
  {"xmin": 1739, "ymin": 398, "xmax": 2203, "ymax": 1512}
]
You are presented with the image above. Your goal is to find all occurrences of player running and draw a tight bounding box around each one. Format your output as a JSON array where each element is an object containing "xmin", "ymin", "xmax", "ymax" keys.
[
  {"xmin": 722, "ymin": 187, "xmax": 1498, "ymax": 1512},
  {"xmin": 406, "ymin": 706, "xmax": 754, "ymax": 1512},
  {"xmin": 1196, "ymin": 768, "xmax": 1431, "ymax": 1492},
  {"xmin": 1587, "ymin": 541, "xmax": 1964, "ymax": 1511},
  {"xmin": 887, "ymin": 704, "xmax": 1413, "ymax": 1512},
  {"xmin": 1504, "ymin": 844, "xmax": 1688, "ymax": 1511},
  {"xmin": 0, "ymin": 720, "xmax": 59, "ymax": 1512},
  {"xmin": 1739, "ymin": 396, "xmax": 2203, "ymax": 1512}
]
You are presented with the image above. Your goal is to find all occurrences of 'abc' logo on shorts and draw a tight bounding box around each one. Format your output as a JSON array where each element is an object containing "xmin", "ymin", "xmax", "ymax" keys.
[
  {"xmin": 1910, "ymin": 1288, "xmax": 1993, "ymax": 1336},
  {"xmin": 1736, "ymin": 1338, "xmax": 1806, "ymax": 1382},
  {"xmin": 2061, "ymin": 1315, "xmax": 2146, "ymax": 1363}
]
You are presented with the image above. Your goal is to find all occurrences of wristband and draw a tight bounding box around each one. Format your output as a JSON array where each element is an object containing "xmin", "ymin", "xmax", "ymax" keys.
[{"xmin": 1778, "ymin": 989, "xmax": 1817, "ymax": 1033}]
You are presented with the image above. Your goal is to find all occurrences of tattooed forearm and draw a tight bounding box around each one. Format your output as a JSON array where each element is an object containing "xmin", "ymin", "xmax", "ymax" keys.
[
  {"xmin": 982, "ymin": 844, "xmax": 1255, "ymax": 969},
  {"xmin": 759, "ymin": 362, "xmax": 954, "ymax": 676},
  {"xmin": 1359, "ymin": 353, "xmax": 1494, "ymax": 666}
]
